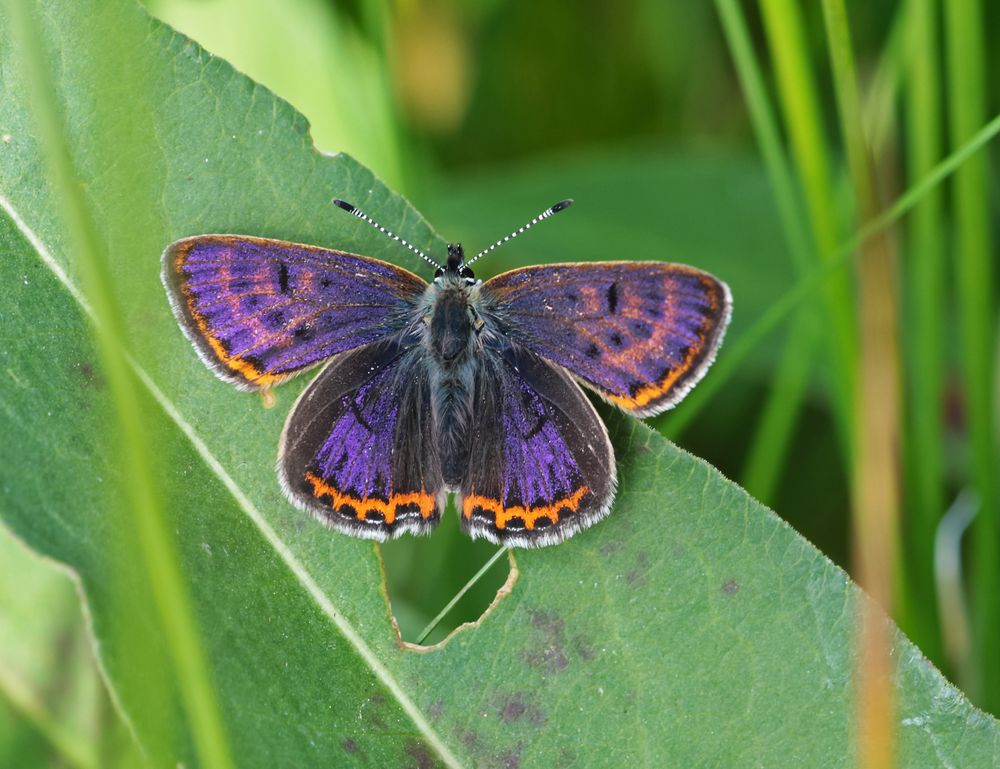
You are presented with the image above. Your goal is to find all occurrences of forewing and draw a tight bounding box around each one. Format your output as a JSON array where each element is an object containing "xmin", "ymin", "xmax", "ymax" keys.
[
  {"xmin": 163, "ymin": 235, "xmax": 426, "ymax": 390},
  {"xmin": 460, "ymin": 346, "xmax": 616, "ymax": 547},
  {"xmin": 279, "ymin": 338, "xmax": 442, "ymax": 540},
  {"xmin": 481, "ymin": 262, "xmax": 731, "ymax": 416}
]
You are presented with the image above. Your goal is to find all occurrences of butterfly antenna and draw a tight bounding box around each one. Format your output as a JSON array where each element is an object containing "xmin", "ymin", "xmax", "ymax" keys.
[
  {"xmin": 462, "ymin": 199, "xmax": 573, "ymax": 269},
  {"xmin": 332, "ymin": 199, "xmax": 441, "ymax": 271}
]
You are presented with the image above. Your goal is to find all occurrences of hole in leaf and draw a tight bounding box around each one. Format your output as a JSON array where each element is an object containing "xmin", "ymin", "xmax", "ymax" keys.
[{"xmin": 380, "ymin": 500, "xmax": 512, "ymax": 646}]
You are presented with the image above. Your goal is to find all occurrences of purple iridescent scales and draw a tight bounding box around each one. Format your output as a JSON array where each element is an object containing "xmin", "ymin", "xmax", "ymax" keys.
[
  {"xmin": 164, "ymin": 235, "xmax": 425, "ymax": 389},
  {"xmin": 482, "ymin": 262, "xmax": 731, "ymax": 416},
  {"xmin": 498, "ymin": 372, "xmax": 579, "ymax": 505},
  {"xmin": 461, "ymin": 349, "xmax": 615, "ymax": 545},
  {"xmin": 278, "ymin": 342, "xmax": 440, "ymax": 537},
  {"xmin": 314, "ymin": 359, "xmax": 402, "ymax": 493}
]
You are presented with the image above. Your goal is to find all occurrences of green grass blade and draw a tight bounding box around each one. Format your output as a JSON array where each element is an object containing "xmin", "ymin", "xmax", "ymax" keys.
[
  {"xmin": 759, "ymin": 0, "xmax": 857, "ymax": 461},
  {"xmin": 715, "ymin": 0, "xmax": 818, "ymax": 502},
  {"xmin": 899, "ymin": 0, "xmax": 946, "ymax": 666},
  {"xmin": 414, "ymin": 547, "xmax": 509, "ymax": 645},
  {"xmin": 740, "ymin": 318, "xmax": 819, "ymax": 502},
  {"xmin": 4, "ymin": 3, "xmax": 235, "ymax": 767},
  {"xmin": 822, "ymin": 2, "xmax": 904, "ymax": 765},
  {"xmin": 0, "ymin": 661, "xmax": 98, "ymax": 769},
  {"xmin": 944, "ymin": 0, "xmax": 999, "ymax": 710}
]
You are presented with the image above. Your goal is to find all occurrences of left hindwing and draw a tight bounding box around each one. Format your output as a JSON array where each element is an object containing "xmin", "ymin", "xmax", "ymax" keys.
[
  {"xmin": 460, "ymin": 345, "xmax": 616, "ymax": 548},
  {"xmin": 279, "ymin": 337, "xmax": 443, "ymax": 540},
  {"xmin": 480, "ymin": 262, "xmax": 731, "ymax": 417}
]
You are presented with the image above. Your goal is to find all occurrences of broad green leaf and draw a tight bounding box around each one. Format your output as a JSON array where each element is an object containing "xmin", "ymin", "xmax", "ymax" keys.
[{"xmin": 1, "ymin": 2, "xmax": 999, "ymax": 769}]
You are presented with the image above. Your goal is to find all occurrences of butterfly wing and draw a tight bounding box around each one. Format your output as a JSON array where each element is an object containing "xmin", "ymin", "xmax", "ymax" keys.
[
  {"xmin": 279, "ymin": 336, "xmax": 443, "ymax": 540},
  {"xmin": 480, "ymin": 262, "xmax": 731, "ymax": 417},
  {"xmin": 459, "ymin": 345, "xmax": 616, "ymax": 547},
  {"xmin": 162, "ymin": 235, "xmax": 426, "ymax": 390}
]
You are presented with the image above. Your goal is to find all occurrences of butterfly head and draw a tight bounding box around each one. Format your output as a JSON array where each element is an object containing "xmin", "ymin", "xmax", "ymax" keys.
[{"xmin": 435, "ymin": 244, "xmax": 476, "ymax": 281}]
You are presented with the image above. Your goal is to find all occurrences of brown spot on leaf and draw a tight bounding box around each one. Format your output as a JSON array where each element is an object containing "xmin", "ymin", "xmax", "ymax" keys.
[
  {"xmin": 500, "ymin": 694, "xmax": 526, "ymax": 723},
  {"xmin": 75, "ymin": 361, "xmax": 104, "ymax": 390},
  {"xmin": 722, "ymin": 578, "xmax": 739, "ymax": 595},
  {"xmin": 404, "ymin": 739, "xmax": 437, "ymax": 769},
  {"xmin": 499, "ymin": 740, "xmax": 524, "ymax": 769},
  {"xmin": 498, "ymin": 692, "xmax": 547, "ymax": 727},
  {"xmin": 599, "ymin": 540, "xmax": 623, "ymax": 557},
  {"xmin": 626, "ymin": 552, "xmax": 650, "ymax": 588},
  {"xmin": 525, "ymin": 609, "xmax": 568, "ymax": 674},
  {"xmin": 461, "ymin": 730, "xmax": 481, "ymax": 750},
  {"xmin": 428, "ymin": 700, "xmax": 444, "ymax": 719},
  {"xmin": 341, "ymin": 737, "xmax": 359, "ymax": 753},
  {"xmin": 573, "ymin": 635, "xmax": 597, "ymax": 662}
]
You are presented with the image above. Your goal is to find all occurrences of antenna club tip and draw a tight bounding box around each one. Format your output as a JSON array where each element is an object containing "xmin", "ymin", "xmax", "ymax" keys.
[
  {"xmin": 552, "ymin": 199, "xmax": 574, "ymax": 212},
  {"xmin": 332, "ymin": 198, "xmax": 356, "ymax": 212}
]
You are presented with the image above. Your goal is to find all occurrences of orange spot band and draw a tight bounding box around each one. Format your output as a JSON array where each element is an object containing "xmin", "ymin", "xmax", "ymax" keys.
[
  {"xmin": 463, "ymin": 486, "xmax": 589, "ymax": 530},
  {"xmin": 607, "ymin": 349, "xmax": 698, "ymax": 411},
  {"xmin": 305, "ymin": 472, "xmax": 435, "ymax": 525}
]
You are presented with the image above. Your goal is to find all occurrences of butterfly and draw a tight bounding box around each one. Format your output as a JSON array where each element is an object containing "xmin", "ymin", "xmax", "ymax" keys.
[{"xmin": 162, "ymin": 199, "xmax": 731, "ymax": 547}]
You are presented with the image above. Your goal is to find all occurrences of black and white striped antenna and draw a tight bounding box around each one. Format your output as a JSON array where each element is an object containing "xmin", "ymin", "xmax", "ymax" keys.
[
  {"xmin": 462, "ymin": 199, "xmax": 573, "ymax": 270},
  {"xmin": 332, "ymin": 199, "xmax": 441, "ymax": 271}
]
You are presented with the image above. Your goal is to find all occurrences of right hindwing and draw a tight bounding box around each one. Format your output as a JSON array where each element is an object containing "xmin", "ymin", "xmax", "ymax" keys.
[{"xmin": 459, "ymin": 344, "xmax": 617, "ymax": 547}]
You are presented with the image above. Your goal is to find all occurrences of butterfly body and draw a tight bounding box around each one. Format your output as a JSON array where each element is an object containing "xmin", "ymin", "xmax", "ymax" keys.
[
  {"xmin": 421, "ymin": 254, "xmax": 482, "ymax": 488},
  {"xmin": 163, "ymin": 206, "xmax": 731, "ymax": 547}
]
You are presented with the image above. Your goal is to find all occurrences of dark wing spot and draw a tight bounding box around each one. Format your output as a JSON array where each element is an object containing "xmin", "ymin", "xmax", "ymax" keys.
[
  {"xmin": 349, "ymin": 400, "xmax": 375, "ymax": 432},
  {"xmin": 524, "ymin": 414, "xmax": 548, "ymax": 440},
  {"xmin": 609, "ymin": 332, "xmax": 623, "ymax": 348},
  {"xmin": 631, "ymin": 320, "xmax": 651, "ymax": 336},
  {"xmin": 264, "ymin": 309, "xmax": 285, "ymax": 329},
  {"xmin": 292, "ymin": 322, "xmax": 315, "ymax": 341},
  {"xmin": 607, "ymin": 282, "xmax": 619, "ymax": 314},
  {"xmin": 240, "ymin": 295, "xmax": 261, "ymax": 311},
  {"xmin": 277, "ymin": 262, "xmax": 290, "ymax": 293},
  {"xmin": 585, "ymin": 343, "xmax": 601, "ymax": 359}
]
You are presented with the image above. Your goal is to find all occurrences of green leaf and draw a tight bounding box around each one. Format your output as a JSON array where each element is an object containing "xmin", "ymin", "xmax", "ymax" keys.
[{"xmin": 1, "ymin": 2, "xmax": 998, "ymax": 768}]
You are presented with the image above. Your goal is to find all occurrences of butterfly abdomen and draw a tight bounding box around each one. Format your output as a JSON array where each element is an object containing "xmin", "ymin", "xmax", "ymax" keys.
[
  {"xmin": 424, "ymin": 281, "xmax": 481, "ymax": 487},
  {"xmin": 428, "ymin": 362, "xmax": 476, "ymax": 487}
]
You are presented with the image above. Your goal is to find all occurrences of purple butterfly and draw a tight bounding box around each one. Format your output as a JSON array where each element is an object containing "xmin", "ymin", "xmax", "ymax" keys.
[{"xmin": 162, "ymin": 199, "xmax": 731, "ymax": 547}]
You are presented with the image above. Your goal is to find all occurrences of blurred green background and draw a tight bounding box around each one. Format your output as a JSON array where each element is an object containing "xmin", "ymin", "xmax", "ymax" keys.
[{"xmin": 3, "ymin": 0, "xmax": 998, "ymax": 763}]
